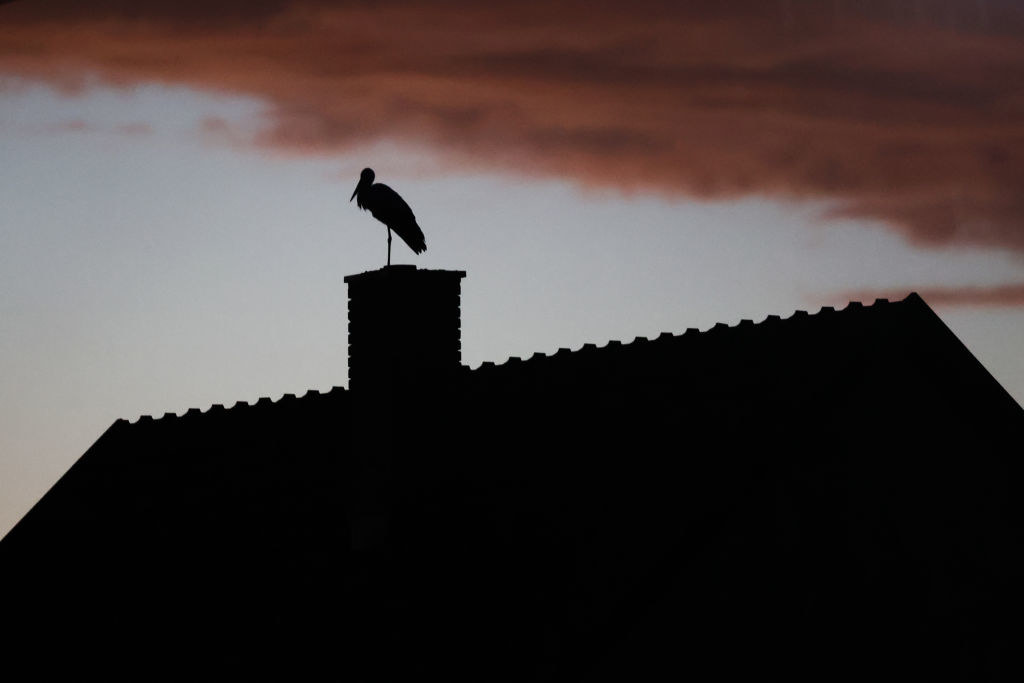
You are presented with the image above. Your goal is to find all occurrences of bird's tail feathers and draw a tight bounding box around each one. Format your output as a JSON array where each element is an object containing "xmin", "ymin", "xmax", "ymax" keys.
[{"xmin": 408, "ymin": 223, "xmax": 427, "ymax": 254}]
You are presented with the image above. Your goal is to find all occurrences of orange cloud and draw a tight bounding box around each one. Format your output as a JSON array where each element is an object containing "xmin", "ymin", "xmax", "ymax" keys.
[{"xmin": 2, "ymin": 1, "xmax": 1022, "ymax": 251}]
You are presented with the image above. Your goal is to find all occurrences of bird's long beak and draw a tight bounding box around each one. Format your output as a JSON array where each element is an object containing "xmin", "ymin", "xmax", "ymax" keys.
[{"xmin": 350, "ymin": 180, "xmax": 362, "ymax": 202}]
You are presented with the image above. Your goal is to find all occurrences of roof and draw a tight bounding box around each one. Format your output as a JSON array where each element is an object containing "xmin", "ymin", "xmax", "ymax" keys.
[
  {"xmin": 113, "ymin": 291, "xmax": 1019, "ymax": 425},
  {"xmin": 2, "ymin": 292, "xmax": 1021, "ymax": 680},
  {"xmin": 464, "ymin": 293, "xmax": 1020, "ymax": 409}
]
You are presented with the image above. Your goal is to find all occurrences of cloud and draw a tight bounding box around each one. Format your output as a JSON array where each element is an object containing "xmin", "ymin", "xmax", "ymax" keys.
[
  {"xmin": 115, "ymin": 122, "xmax": 153, "ymax": 135},
  {"xmin": 1, "ymin": 1, "xmax": 1022, "ymax": 251},
  {"xmin": 47, "ymin": 119, "xmax": 93, "ymax": 133},
  {"xmin": 22, "ymin": 118, "xmax": 152, "ymax": 136},
  {"xmin": 834, "ymin": 282, "xmax": 1024, "ymax": 308}
]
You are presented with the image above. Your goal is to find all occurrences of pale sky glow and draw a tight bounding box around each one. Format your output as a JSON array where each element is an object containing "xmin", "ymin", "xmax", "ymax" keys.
[{"xmin": 1, "ymin": 79, "xmax": 1022, "ymax": 537}]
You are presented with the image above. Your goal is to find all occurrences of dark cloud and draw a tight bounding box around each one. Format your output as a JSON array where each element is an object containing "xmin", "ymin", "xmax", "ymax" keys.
[
  {"xmin": 1, "ymin": 1, "xmax": 1023, "ymax": 251},
  {"xmin": 1, "ymin": 0, "xmax": 296, "ymax": 25}
]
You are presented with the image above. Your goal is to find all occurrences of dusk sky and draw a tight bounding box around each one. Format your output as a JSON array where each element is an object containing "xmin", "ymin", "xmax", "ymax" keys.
[{"xmin": 2, "ymin": 0, "xmax": 1022, "ymax": 536}]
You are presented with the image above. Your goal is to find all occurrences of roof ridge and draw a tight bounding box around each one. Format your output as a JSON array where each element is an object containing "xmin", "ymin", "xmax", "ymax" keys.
[
  {"xmin": 126, "ymin": 385, "xmax": 346, "ymax": 424},
  {"xmin": 470, "ymin": 294, "xmax": 906, "ymax": 373},
  {"xmin": 120, "ymin": 293, "xmax": 919, "ymax": 421}
]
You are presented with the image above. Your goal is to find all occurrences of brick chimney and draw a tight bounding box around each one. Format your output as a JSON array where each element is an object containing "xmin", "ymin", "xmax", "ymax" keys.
[{"xmin": 344, "ymin": 266, "xmax": 466, "ymax": 393}]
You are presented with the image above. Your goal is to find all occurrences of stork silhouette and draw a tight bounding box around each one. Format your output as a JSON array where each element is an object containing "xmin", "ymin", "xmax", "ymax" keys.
[{"xmin": 350, "ymin": 168, "xmax": 427, "ymax": 267}]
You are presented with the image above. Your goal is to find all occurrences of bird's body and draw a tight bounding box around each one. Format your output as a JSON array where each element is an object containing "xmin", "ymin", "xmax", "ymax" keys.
[{"xmin": 350, "ymin": 168, "xmax": 426, "ymax": 265}]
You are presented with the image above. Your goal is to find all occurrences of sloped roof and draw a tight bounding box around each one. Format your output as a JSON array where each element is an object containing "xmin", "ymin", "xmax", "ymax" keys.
[
  {"xmin": 437, "ymin": 288, "xmax": 1024, "ymax": 431},
  {"xmin": 40, "ymin": 291, "xmax": 1019, "ymax": 428},
  {"xmin": 2, "ymin": 292, "xmax": 1021, "ymax": 681}
]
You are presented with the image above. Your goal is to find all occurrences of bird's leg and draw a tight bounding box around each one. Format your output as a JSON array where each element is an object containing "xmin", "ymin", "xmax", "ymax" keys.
[{"xmin": 387, "ymin": 228, "xmax": 392, "ymax": 267}]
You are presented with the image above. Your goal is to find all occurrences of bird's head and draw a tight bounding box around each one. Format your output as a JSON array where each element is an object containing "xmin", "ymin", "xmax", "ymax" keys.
[{"xmin": 350, "ymin": 167, "xmax": 375, "ymax": 201}]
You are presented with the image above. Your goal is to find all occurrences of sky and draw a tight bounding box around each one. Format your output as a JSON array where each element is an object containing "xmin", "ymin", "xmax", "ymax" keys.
[{"xmin": 1, "ymin": 0, "xmax": 1022, "ymax": 537}]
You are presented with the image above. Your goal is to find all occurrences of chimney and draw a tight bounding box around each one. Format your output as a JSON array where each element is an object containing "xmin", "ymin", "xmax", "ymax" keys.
[{"xmin": 344, "ymin": 265, "xmax": 466, "ymax": 393}]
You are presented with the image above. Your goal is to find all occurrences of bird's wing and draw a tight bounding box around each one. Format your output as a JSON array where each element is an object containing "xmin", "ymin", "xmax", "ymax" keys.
[
  {"xmin": 367, "ymin": 183, "xmax": 415, "ymax": 223},
  {"xmin": 368, "ymin": 184, "xmax": 427, "ymax": 254}
]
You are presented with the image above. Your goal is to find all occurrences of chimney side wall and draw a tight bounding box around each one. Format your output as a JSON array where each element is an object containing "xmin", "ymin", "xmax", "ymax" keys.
[{"xmin": 345, "ymin": 267, "xmax": 465, "ymax": 392}]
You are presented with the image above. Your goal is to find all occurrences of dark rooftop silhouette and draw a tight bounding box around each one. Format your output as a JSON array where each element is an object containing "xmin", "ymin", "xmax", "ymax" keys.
[{"xmin": 2, "ymin": 267, "xmax": 1021, "ymax": 681}]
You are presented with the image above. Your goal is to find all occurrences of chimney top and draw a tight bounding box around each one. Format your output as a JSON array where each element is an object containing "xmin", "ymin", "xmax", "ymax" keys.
[{"xmin": 344, "ymin": 265, "xmax": 466, "ymax": 284}]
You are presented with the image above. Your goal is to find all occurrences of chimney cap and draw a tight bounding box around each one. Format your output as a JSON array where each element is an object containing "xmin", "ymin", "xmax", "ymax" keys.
[{"xmin": 344, "ymin": 265, "xmax": 466, "ymax": 284}]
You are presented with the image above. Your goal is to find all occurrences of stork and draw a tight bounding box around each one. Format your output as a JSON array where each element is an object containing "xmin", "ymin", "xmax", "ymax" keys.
[{"xmin": 350, "ymin": 168, "xmax": 427, "ymax": 267}]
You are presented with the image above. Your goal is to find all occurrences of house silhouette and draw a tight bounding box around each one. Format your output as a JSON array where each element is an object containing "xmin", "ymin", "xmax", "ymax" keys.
[{"xmin": 2, "ymin": 266, "xmax": 1021, "ymax": 681}]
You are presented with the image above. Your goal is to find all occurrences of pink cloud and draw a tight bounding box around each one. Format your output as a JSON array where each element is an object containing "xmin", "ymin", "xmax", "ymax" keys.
[{"xmin": 1, "ymin": 1, "xmax": 1022, "ymax": 251}]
